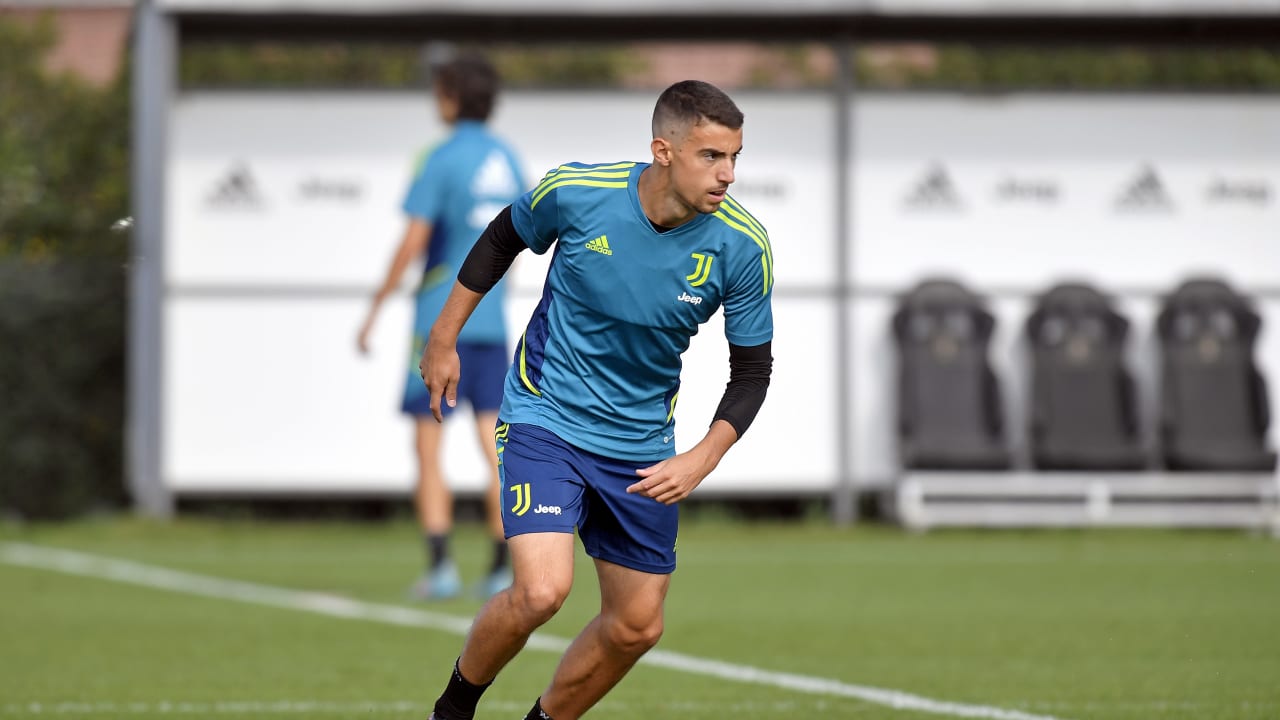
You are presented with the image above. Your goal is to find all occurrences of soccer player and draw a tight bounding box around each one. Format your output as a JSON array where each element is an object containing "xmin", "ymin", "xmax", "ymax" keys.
[
  {"xmin": 420, "ymin": 80, "xmax": 773, "ymax": 720},
  {"xmin": 357, "ymin": 52, "xmax": 524, "ymax": 601}
]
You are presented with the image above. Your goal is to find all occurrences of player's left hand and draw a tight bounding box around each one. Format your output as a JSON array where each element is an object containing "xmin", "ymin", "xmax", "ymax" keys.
[{"xmin": 627, "ymin": 452, "xmax": 715, "ymax": 505}]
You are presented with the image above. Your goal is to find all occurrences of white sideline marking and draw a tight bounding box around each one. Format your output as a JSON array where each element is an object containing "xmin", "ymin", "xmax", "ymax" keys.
[{"xmin": 2, "ymin": 542, "xmax": 1067, "ymax": 720}]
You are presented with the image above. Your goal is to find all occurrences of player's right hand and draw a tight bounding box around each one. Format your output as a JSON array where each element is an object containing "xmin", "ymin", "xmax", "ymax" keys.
[
  {"xmin": 419, "ymin": 338, "xmax": 460, "ymax": 423},
  {"xmin": 356, "ymin": 322, "xmax": 373, "ymax": 355},
  {"xmin": 356, "ymin": 306, "xmax": 378, "ymax": 355}
]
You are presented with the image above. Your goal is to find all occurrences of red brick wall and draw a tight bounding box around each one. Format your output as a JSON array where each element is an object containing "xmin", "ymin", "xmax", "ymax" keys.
[{"xmin": 1, "ymin": 7, "xmax": 131, "ymax": 87}]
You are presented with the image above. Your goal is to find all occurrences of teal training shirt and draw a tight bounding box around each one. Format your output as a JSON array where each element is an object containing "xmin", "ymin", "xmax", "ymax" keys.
[
  {"xmin": 402, "ymin": 120, "xmax": 524, "ymax": 344},
  {"xmin": 502, "ymin": 161, "xmax": 774, "ymax": 462}
]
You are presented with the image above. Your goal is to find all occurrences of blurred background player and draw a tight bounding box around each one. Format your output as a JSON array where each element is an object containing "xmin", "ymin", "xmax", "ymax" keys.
[{"xmin": 358, "ymin": 51, "xmax": 525, "ymax": 601}]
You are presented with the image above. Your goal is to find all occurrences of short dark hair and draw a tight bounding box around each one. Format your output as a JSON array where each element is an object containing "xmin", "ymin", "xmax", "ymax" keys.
[
  {"xmin": 434, "ymin": 52, "xmax": 500, "ymax": 122},
  {"xmin": 651, "ymin": 80, "xmax": 744, "ymax": 139}
]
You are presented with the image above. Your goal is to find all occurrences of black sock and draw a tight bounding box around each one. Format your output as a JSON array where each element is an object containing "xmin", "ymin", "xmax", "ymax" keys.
[
  {"xmin": 431, "ymin": 659, "xmax": 490, "ymax": 720},
  {"xmin": 427, "ymin": 534, "xmax": 449, "ymax": 570},
  {"xmin": 523, "ymin": 697, "xmax": 553, "ymax": 720},
  {"xmin": 489, "ymin": 540, "xmax": 509, "ymax": 574}
]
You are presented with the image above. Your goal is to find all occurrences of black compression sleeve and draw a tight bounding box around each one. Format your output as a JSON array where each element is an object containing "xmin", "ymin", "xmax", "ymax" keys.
[
  {"xmin": 457, "ymin": 205, "xmax": 527, "ymax": 294},
  {"xmin": 712, "ymin": 341, "xmax": 773, "ymax": 439}
]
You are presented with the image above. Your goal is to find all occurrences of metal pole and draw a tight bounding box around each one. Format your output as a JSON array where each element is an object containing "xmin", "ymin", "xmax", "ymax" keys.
[
  {"xmin": 127, "ymin": 0, "xmax": 175, "ymax": 517},
  {"xmin": 832, "ymin": 36, "xmax": 857, "ymax": 525}
]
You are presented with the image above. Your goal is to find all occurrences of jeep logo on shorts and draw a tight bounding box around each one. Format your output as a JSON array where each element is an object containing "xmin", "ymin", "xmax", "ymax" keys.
[{"xmin": 534, "ymin": 504, "xmax": 563, "ymax": 515}]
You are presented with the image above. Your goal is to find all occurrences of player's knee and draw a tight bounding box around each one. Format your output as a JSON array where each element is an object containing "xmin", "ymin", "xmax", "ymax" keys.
[
  {"xmin": 508, "ymin": 579, "xmax": 568, "ymax": 627},
  {"xmin": 603, "ymin": 613, "xmax": 664, "ymax": 657}
]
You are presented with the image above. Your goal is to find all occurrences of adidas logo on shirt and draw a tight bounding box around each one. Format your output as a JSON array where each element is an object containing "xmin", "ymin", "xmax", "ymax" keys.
[{"xmin": 585, "ymin": 235, "xmax": 612, "ymax": 255}]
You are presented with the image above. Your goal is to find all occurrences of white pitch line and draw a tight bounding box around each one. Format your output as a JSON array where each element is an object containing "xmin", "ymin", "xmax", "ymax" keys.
[{"xmin": 2, "ymin": 542, "xmax": 1067, "ymax": 720}]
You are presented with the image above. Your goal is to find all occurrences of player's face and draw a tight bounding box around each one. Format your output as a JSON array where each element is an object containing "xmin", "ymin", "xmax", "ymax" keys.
[{"xmin": 670, "ymin": 121, "xmax": 742, "ymax": 215}]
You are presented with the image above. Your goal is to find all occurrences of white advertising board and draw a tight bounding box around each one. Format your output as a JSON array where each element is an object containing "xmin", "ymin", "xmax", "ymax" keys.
[
  {"xmin": 164, "ymin": 90, "xmax": 1278, "ymax": 494},
  {"xmin": 852, "ymin": 95, "xmax": 1280, "ymax": 291},
  {"xmin": 164, "ymin": 91, "xmax": 836, "ymax": 493}
]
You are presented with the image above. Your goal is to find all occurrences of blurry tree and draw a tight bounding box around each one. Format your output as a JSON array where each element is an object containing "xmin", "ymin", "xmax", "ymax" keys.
[
  {"xmin": 857, "ymin": 44, "xmax": 1280, "ymax": 91},
  {"xmin": 179, "ymin": 38, "xmax": 1280, "ymax": 91},
  {"xmin": 740, "ymin": 44, "xmax": 835, "ymax": 89},
  {"xmin": 487, "ymin": 45, "xmax": 647, "ymax": 88},
  {"xmin": 0, "ymin": 15, "xmax": 130, "ymax": 519},
  {"xmin": 181, "ymin": 42, "xmax": 424, "ymax": 87},
  {"xmin": 181, "ymin": 41, "xmax": 646, "ymax": 88}
]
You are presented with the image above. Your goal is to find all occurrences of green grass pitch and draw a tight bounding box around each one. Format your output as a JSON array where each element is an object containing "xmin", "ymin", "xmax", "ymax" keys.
[{"xmin": 2, "ymin": 517, "xmax": 1278, "ymax": 719}]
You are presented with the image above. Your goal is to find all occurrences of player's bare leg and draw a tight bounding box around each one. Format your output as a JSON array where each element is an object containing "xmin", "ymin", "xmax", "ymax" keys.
[
  {"xmin": 458, "ymin": 532, "xmax": 576, "ymax": 681},
  {"xmin": 412, "ymin": 419, "xmax": 458, "ymax": 599},
  {"xmin": 415, "ymin": 418, "xmax": 451, "ymax": 534},
  {"xmin": 536, "ymin": 559, "xmax": 669, "ymax": 720},
  {"xmin": 430, "ymin": 532, "xmax": 576, "ymax": 719}
]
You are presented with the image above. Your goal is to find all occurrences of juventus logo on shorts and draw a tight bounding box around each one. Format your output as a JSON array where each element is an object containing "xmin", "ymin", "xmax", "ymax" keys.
[{"xmin": 509, "ymin": 482, "xmax": 532, "ymax": 516}]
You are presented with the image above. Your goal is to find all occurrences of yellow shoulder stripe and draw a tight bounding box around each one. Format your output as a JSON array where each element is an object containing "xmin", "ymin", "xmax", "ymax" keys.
[
  {"xmin": 546, "ymin": 161, "xmax": 637, "ymax": 176},
  {"xmin": 721, "ymin": 195, "xmax": 768, "ymax": 240},
  {"xmin": 530, "ymin": 179, "xmax": 628, "ymax": 209},
  {"xmin": 535, "ymin": 162, "xmax": 636, "ymax": 192},
  {"xmin": 712, "ymin": 209, "xmax": 774, "ymax": 295},
  {"xmin": 532, "ymin": 169, "xmax": 632, "ymax": 198},
  {"xmin": 717, "ymin": 200, "xmax": 773, "ymax": 274}
]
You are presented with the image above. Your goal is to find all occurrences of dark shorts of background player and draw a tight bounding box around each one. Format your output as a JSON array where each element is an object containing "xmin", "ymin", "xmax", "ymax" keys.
[
  {"xmin": 496, "ymin": 422, "xmax": 678, "ymax": 575},
  {"xmin": 402, "ymin": 342, "xmax": 508, "ymax": 418}
]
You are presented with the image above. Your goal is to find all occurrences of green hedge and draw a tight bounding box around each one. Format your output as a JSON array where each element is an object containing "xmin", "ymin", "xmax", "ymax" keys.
[
  {"xmin": 179, "ymin": 39, "xmax": 1280, "ymax": 91},
  {"xmin": 0, "ymin": 260, "xmax": 128, "ymax": 519},
  {"xmin": 0, "ymin": 16, "xmax": 130, "ymax": 519}
]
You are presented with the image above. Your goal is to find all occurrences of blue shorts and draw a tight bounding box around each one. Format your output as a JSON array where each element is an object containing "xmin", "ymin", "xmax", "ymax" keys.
[
  {"xmin": 496, "ymin": 422, "xmax": 678, "ymax": 575},
  {"xmin": 402, "ymin": 342, "xmax": 508, "ymax": 418}
]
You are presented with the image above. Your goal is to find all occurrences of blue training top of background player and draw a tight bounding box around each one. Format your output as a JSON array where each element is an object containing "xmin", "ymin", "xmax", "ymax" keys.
[
  {"xmin": 502, "ymin": 160, "xmax": 774, "ymax": 462},
  {"xmin": 402, "ymin": 119, "xmax": 525, "ymax": 344}
]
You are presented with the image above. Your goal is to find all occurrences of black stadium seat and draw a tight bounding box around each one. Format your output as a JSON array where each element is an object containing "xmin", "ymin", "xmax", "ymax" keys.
[
  {"xmin": 1025, "ymin": 283, "xmax": 1147, "ymax": 470},
  {"xmin": 892, "ymin": 279, "xmax": 1011, "ymax": 471},
  {"xmin": 1157, "ymin": 279, "xmax": 1277, "ymax": 472}
]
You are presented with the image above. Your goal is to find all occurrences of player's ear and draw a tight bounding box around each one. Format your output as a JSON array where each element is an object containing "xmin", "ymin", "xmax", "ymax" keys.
[{"xmin": 651, "ymin": 137, "xmax": 672, "ymax": 167}]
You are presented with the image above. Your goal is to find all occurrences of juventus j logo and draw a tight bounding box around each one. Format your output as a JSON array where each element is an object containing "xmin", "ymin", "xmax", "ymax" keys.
[
  {"xmin": 509, "ymin": 482, "xmax": 532, "ymax": 516},
  {"xmin": 686, "ymin": 253, "xmax": 713, "ymax": 287}
]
